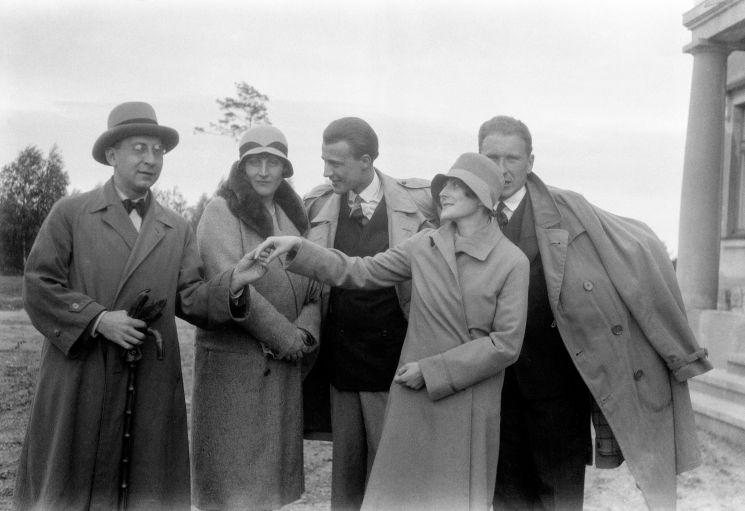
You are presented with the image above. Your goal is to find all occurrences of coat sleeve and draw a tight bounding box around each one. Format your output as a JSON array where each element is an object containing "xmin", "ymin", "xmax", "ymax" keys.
[
  {"xmin": 194, "ymin": 198, "xmax": 302, "ymax": 356},
  {"xmin": 563, "ymin": 194, "xmax": 712, "ymax": 381},
  {"xmin": 419, "ymin": 253, "xmax": 529, "ymax": 401},
  {"xmin": 23, "ymin": 199, "xmax": 106, "ymax": 358},
  {"xmin": 293, "ymin": 278, "xmax": 322, "ymax": 343},
  {"xmin": 174, "ymin": 217, "xmax": 240, "ymax": 328},
  {"xmin": 286, "ymin": 236, "xmax": 415, "ymax": 288}
]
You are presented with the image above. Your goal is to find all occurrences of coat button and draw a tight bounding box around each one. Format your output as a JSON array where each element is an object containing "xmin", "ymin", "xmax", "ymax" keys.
[
  {"xmin": 71, "ymin": 303, "xmax": 80, "ymax": 310},
  {"xmin": 54, "ymin": 329, "xmax": 61, "ymax": 337},
  {"xmin": 634, "ymin": 370, "xmax": 644, "ymax": 381},
  {"xmin": 583, "ymin": 281, "xmax": 594, "ymax": 291},
  {"xmin": 550, "ymin": 320, "xmax": 557, "ymax": 328},
  {"xmin": 611, "ymin": 325, "xmax": 624, "ymax": 336}
]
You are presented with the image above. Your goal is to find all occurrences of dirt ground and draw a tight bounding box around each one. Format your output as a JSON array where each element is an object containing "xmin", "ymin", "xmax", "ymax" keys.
[{"xmin": 2, "ymin": 308, "xmax": 745, "ymax": 510}]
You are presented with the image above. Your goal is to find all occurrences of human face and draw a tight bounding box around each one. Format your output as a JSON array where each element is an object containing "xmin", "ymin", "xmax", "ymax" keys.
[
  {"xmin": 106, "ymin": 136, "xmax": 165, "ymax": 197},
  {"xmin": 480, "ymin": 133, "xmax": 534, "ymax": 199},
  {"xmin": 438, "ymin": 178, "xmax": 483, "ymax": 223},
  {"xmin": 321, "ymin": 140, "xmax": 373, "ymax": 195},
  {"xmin": 244, "ymin": 154, "xmax": 284, "ymax": 200}
]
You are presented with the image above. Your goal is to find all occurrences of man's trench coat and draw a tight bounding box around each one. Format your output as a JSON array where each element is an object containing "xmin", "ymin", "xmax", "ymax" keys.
[
  {"xmin": 15, "ymin": 179, "xmax": 241, "ymax": 511},
  {"xmin": 285, "ymin": 220, "xmax": 529, "ymax": 511},
  {"xmin": 525, "ymin": 173, "xmax": 712, "ymax": 509}
]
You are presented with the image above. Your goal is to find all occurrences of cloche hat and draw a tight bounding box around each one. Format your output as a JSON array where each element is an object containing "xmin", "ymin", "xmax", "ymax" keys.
[
  {"xmin": 431, "ymin": 153, "xmax": 504, "ymax": 211},
  {"xmin": 236, "ymin": 125, "xmax": 293, "ymax": 178},
  {"xmin": 92, "ymin": 102, "xmax": 179, "ymax": 165}
]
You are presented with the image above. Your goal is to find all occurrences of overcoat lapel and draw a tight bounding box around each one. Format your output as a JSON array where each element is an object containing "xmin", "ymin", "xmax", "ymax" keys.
[
  {"xmin": 380, "ymin": 172, "xmax": 424, "ymax": 249},
  {"xmin": 527, "ymin": 175, "xmax": 569, "ymax": 310},
  {"xmin": 96, "ymin": 181, "xmax": 138, "ymax": 251},
  {"xmin": 114, "ymin": 202, "xmax": 171, "ymax": 302},
  {"xmin": 430, "ymin": 227, "xmax": 459, "ymax": 283},
  {"xmin": 308, "ymin": 192, "xmax": 340, "ymax": 247}
]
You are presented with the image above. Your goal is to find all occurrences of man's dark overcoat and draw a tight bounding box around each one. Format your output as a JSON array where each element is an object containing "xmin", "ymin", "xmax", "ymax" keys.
[{"xmin": 15, "ymin": 179, "xmax": 240, "ymax": 511}]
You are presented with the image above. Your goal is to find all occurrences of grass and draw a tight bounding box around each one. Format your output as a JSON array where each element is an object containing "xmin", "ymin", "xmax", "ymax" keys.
[{"xmin": 0, "ymin": 276, "xmax": 23, "ymax": 311}]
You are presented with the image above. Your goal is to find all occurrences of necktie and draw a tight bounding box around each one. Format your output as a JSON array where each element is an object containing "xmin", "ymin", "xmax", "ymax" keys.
[
  {"xmin": 349, "ymin": 196, "xmax": 369, "ymax": 227},
  {"xmin": 496, "ymin": 202, "xmax": 509, "ymax": 230},
  {"xmin": 122, "ymin": 198, "xmax": 147, "ymax": 217}
]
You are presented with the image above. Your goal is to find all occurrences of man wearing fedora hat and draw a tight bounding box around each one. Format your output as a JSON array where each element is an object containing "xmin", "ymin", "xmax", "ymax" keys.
[
  {"xmin": 478, "ymin": 116, "xmax": 711, "ymax": 510},
  {"xmin": 15, "ymin": 102, "xmax": 267, "ymax": 511},
  {"xmin": 301, "ymin": 117, "xmax": 436, "ymax": 511}
]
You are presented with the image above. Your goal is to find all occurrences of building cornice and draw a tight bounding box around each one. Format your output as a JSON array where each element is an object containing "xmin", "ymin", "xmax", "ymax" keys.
[{"xmin": 683, "ymin": 0, "xmax": 742, "ymax": 30}]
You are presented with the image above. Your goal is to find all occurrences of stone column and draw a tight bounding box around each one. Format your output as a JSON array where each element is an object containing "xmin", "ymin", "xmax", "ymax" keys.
[{"xmin": 677, "ymin": 42, "xmax": 729, "ymax": 311}]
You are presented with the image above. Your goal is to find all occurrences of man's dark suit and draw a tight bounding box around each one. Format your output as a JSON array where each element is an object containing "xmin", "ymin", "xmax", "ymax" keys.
[{"xmin": 494, "ymin": 190, "xmax": 591, "ymax": 511}]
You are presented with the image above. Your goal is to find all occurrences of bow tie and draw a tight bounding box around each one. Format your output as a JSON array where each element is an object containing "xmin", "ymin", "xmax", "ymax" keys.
[{"xmin": 122, "ymin": 198, "xmax": 147, "ymax": 217}]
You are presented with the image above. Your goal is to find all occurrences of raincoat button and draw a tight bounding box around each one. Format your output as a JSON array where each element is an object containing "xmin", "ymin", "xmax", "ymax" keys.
[
  {"xmin": 611, "ymin": 325, "xmax": 623, "ymax": 336},
  {"xmin": 583, "ymin": 281, "xmax": 594, "ymax": 291},
  {"xmin": 634, "ymin": 370, "xmax": 644, "ymax": 380},
  {"xmin": 71, "ymin": 302, "xmax": 80, "ymax": 310}
]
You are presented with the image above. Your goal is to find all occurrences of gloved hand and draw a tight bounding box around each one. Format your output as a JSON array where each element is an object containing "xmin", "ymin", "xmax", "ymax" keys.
[{"xmin": 124, "ymin": 289, "xmax": 167, "ymax": 362}]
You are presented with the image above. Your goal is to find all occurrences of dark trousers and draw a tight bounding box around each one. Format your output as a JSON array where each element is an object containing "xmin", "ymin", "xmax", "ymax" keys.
[
  {"xmin": 329, "ymin": 386, "xmax": 387, "ymax": 511},
  {"xmin": 494, "ymin": 377, "xmax": 592, "ymax": 511}
]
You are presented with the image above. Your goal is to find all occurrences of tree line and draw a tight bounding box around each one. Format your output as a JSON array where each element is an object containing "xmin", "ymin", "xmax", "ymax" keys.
[{"xmin": 0, "ymin": 82, "xmax": 271, "ymax": 275}]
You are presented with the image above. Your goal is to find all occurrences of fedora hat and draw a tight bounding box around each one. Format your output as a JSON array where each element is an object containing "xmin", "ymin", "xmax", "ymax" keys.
[
  {"xmin": 236, "ymin": 125, "xmax": 294, "ymax": 178},
  {"xmin": 431, "ymin": 153, "xmax": 504, "ymax": 211},
  {"xmin": 92, "ymin": 102, "xmax": 179, "ymax": 165}
]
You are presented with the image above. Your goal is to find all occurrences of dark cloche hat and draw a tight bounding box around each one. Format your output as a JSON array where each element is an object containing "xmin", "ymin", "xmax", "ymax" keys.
[{"xmin": 92, "ymin": 102, "xmax": 179, "ymax": 165}]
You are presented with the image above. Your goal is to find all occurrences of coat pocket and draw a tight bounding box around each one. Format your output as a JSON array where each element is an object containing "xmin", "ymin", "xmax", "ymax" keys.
[{"xmin": 626, "ymin": 320, "xmax": 672, "ymax": 411}]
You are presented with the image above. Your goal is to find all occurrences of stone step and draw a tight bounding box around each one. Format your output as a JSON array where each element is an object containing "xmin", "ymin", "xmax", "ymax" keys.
[
  {"xmin": 689, "ymin": 368, "xmax": 745, "ymax": 403},
  {"xmin": 728, "ymin": 352, "xmax": 745, "ymax": 378},
  {"xmin": 690, "ymin": 391, "xmax": 745, "ymax": 446}
]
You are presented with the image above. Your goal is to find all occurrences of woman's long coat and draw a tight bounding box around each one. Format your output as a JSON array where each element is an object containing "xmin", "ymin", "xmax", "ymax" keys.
[
  {"xmin": 287, "ymin": 221, "xmax": 529, "ymax": 511},
  {"xmin": 190, "ymin": 181, "xmax": 321, "ymax": 511},
  {"xmin": 16, "ymin": 179, "xmax": 239, "ymax": 511}
]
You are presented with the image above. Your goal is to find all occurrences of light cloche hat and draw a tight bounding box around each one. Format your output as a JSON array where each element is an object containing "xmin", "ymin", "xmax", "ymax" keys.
[
  {"xmin": 431, "ymin": 152, "xmax": 505, "ymax": 211},
  {"xmin": 236, "ymin": 125, "xmax": 293, "ymax": 178}
]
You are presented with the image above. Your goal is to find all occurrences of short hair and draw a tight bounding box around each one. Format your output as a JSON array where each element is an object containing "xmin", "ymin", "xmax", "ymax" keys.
[
  {"xmin": 478, "ymin": 116, "xmax": 533, "ymax": 156},
  {"xmin": 323, "ymin": 117, "xmax": 379, "ymax": 161}
]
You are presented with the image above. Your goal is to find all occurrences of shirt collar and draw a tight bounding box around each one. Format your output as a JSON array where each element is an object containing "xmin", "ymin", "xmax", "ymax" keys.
[
  {"xmin": 349, "ymin": 170, "xmax": 382, "ymax": 205},
  {"xmin": 501, "ymin": 185, "xmax": 526, "ymax": 212},
  {"xmin": 113, "ymin": 183, "xmax": 149, "ymax": 202}
]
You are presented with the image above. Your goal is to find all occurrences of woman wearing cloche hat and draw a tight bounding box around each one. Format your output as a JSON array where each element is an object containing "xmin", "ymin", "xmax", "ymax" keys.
[
  {"xmin": 190, "ymin": 125, "xmax": 321, "ymax": 510},
  {"xmin": 252, "ymin": 152, "xmax": 530, "ymax": 511}
]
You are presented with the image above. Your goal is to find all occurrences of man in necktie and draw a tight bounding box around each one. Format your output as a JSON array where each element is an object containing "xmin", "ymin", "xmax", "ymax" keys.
[
  {"xmin": 480, "ymin": 115, "xmax": 711, "ymax": 510},
  {"xmin": 302, "ymin": 117, "xmax": 436, "ymax": 511},
  {"xmin": 15, "ymin": 102, "xmax": 268, "ymax": 511},
  {"xmin": 349, "ymin": 194, "xmax": 369, "ymax": 227}
]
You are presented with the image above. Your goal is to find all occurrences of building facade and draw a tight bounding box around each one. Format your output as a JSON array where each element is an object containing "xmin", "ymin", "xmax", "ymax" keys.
[{"xmin": 680, "ymin": 0, "xmax": 745, "ymax": 443}]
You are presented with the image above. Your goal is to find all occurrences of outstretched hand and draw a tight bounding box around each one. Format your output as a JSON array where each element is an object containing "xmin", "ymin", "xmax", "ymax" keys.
[
  {"xmin": 254, "ymin": 236, "xmax": 303, "ymax": 265},
  {"xmin": 230, "ymin": 250, "xmax": 269, "ymax": 293}
]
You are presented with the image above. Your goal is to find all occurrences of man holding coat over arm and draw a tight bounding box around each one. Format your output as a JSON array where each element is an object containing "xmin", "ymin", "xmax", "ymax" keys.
[{"xmin": 480, "ymin": 115, "xmax": 712, "ymax": 510}]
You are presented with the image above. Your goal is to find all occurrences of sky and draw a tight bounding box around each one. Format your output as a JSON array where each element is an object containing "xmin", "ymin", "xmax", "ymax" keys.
[{"xmin": 1, "ymin": 0, "xmax": 697, "ymax": 254}]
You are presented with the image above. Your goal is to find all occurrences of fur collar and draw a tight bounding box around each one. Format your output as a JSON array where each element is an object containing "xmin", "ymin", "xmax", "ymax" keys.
[{"xmin": 217, "ymin": 162, "xmax": 310, "ymax": 238}]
